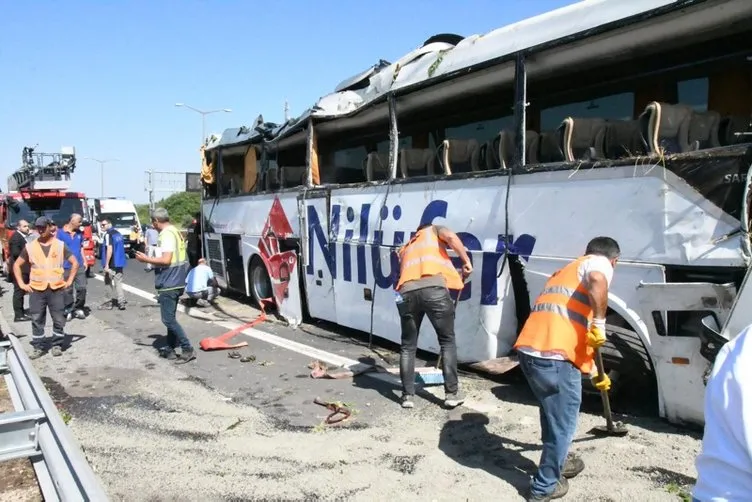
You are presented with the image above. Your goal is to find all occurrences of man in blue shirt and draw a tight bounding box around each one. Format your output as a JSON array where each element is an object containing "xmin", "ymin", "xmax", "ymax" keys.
[
  {"xmin": 185, "ymin": 258, "xmax": 219, "ymax": 308},
  {"xmin": 56, "ymin": 213, "xmax": 87, "ymax": 320},
  {"xmin": 98, "ymin": 218, "xmax": 127, "ymax": 310}
]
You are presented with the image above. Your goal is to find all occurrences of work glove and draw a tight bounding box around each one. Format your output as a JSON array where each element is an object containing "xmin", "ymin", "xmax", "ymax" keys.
[
  {"xmin": 586, "ymin": 319, "xmax": 607, "ymax": 349},
  {"xmin": 591, "ymin": 373, "xmax": 611, "ymax": 392}
]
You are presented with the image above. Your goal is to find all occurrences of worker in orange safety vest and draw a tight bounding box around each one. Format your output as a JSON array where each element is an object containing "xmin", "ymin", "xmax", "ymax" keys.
[
  {"xmin": 513, "ymin": 236, "xmax": 620, "ymax": 502},
  {"xmin": 13, "ymin": 216, "xmax": 78, "ymax": 359},
  {"xmin": 394, "ymin": 222, "xmax": 472, "ymax": 410}
]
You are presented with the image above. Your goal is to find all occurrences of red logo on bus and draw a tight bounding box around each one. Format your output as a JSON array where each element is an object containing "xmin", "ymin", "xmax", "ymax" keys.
[{"xmin": 258, "ymin": 197, "xmax": 297, "ymax": 305}]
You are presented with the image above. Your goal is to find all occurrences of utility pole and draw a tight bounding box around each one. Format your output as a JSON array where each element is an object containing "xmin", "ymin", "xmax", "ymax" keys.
[
  {"xmin": 85, "ymin": 157, "xmax": 119, "ymax": 197},
  {"xmin": 284, "ymin": 100, "xmax": 290, "ymax": 122},
  {"xmin": 145, "ymin": 169, "xmax": 155, "ymax": 211},
  {"xmin": 174, "ymin": 103, "xmax": 233, "ymax": 144}
]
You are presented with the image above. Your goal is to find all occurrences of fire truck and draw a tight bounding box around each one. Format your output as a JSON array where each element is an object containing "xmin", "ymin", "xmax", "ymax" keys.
[{"xmin": 1, "ymin": 146, "xmax": 96, "ymax": 278}]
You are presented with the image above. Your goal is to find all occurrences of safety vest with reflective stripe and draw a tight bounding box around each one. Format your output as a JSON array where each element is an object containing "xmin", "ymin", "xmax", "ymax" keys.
[
  {"xmin": 396, "ymin": 226, "xmax": 464, "ymax": 292},
  {"xmin": 154, "ymin": 225, "xmax": 190, "ymax": 291},
  {"xmin": 514, "ymin": 256, "xmax": 595, "ymax": 374},
  {"xmin": 27, "ymin": 239, "xmax": 66, "ymax": 291}
]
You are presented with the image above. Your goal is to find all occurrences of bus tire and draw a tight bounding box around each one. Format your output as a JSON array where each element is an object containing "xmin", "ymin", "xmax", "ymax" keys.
[
  {"xmin": 584, "ymin": 315, "xmax": 658, "ymax": 415},
  {"xmin": 249, "ymin": 256, "xmax": 273, "ymax": 309}
]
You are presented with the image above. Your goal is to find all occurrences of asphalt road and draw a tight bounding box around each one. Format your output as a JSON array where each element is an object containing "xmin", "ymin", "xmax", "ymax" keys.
[{"xmin": 83, "ymin": 257, "xmax": 438, "ymax": 429}]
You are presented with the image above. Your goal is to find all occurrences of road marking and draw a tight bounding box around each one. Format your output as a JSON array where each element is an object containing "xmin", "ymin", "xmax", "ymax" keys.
[{"xmin": 93, "ymin": 274, "xmax": 399, "ymax": 385}]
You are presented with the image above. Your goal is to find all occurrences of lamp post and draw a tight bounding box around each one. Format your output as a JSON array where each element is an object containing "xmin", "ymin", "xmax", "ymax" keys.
[
  {"xmin": 84, "ymin": 157, "xmax": 119, "ymax": 197},
  {"xmin": 174, "ymin": 103, "xmax": 232, "ymax": 144}
]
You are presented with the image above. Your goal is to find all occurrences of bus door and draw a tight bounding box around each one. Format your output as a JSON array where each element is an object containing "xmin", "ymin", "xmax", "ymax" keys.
[
  {"xmin": 299, "ymin": 191, "xmax": 337, "ymax": 323},
  {"xmin": 636, "ymin": 281, "xmax": 736, "ymax": 424}
]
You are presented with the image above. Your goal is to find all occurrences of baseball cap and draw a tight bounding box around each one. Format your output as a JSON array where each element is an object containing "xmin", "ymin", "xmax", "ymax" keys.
[{"xmin": 34, "ymin": 216, "xmax": 51, "ymax": 228}]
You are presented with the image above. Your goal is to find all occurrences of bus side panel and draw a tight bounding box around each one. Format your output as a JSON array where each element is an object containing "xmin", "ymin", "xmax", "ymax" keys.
[{"xmin": 301, "ymin": 192, "xmax": 337, "ymax": 323}]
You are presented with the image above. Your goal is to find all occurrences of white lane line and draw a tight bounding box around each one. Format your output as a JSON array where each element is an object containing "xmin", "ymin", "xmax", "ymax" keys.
[{"xmin": 93, "ymin": 274, "xmax": 398, "ymax": 384}]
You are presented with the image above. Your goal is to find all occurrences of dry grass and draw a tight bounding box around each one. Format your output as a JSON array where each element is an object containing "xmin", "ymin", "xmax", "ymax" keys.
[{"xmin": 0, "ymin": 378, "xmax": 42, "ymax": 502}]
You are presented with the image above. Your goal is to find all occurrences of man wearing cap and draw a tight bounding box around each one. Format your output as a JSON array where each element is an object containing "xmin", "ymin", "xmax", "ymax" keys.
[
  {"xmin": 12, "ymin": 217, "xmax": 78, "ymax": 359},
  {"xmin": 134, "ymin": 208, "xmax": 194, "ymax": 363}
]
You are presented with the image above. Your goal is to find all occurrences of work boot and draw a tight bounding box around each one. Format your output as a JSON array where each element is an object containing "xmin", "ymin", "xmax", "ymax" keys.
[
  {"xmin": 74, "ymin": 309, "xmax": 86, "ymax": 319},
  {"xmin": 175, "ymin": 348, "xmax": 196, "ymax": 364},
  {"xmin": 562, "ymin": 453, "xmax": 585, "ymax": 479},
  {"xmin": 117, "ymin": 303, "xmax": 126, "ymax": 311},
  {"xmin": 51, "ymin": 346, "xmax": 63, "ymax": 357},
  {"xmin": 444, "ymin": 392, "xmax": 465, "ymax": 408},
  {"xmin": 400, "ymin": 393, "xmax": 415, "ymax": 409},
  {"xmin": 29, "ymin": 345, "xmax": 46, "ymax": 360},
  {"xmin": 527, "ymin": 478, "xmax": 569, "ymax": 502}
]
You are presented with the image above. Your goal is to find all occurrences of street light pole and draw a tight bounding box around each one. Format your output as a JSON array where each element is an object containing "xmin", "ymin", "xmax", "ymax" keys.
[
  {"xmin": 84, "ymin": 157, "xmax": 119, "ymax": 197},
  {"xmin": 174, "ymin": 103, "xmax": 232, "ymax": 144}
]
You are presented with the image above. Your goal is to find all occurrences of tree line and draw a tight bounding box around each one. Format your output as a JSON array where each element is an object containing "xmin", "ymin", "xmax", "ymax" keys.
[{"xmin": 135, "ymin": 191, "xmax": 200, "ymax": 228}]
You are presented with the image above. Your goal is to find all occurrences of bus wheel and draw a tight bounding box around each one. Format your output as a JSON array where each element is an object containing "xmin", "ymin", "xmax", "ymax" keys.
[{"xmin": 249, "ymin": 257, "xmax": 273, "ymax": 308}]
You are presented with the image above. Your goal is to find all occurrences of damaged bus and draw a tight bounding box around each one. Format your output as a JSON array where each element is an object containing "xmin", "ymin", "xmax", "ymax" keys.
[{"xmin": 200, "ymin": 0, "xmax": 752, "ymax": 427}]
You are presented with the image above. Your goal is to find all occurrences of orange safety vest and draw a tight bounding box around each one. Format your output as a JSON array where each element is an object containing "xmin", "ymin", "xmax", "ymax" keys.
[
  {"xmin": 27, "ymin": 239, "xmax": 66, "ymax": 291},
  {"xmin": 396, "ymin": 226, "xmax": 464, "ymax": 292},
  {"xmin": 514, "ymin": 256, "xmax": 596, "ymax": 374}
]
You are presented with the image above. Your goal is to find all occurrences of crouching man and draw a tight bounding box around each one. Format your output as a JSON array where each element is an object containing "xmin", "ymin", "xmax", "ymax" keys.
[{"xmin": 513, "ymin": 236, "xmax": 620, "ymax": 501}]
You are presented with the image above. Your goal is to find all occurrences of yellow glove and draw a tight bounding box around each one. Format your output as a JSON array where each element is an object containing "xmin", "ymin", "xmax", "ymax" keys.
[
  {"xmin": 592, "ymin": 373, "xmax": 611, "ymax": 392},
  {"xmin": 586, "ymin": 324, "xmax": 606, "ymax": 349}
]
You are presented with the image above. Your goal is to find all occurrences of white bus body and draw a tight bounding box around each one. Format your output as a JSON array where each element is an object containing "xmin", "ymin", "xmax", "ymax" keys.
[{"xmin": 200, "ymin": 0, "xmax": 752, "ymax": 426}]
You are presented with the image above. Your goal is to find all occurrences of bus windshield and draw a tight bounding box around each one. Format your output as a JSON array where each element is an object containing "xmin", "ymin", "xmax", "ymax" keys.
[
  {"xmin": 100, "ymin": 212, "xmax": 137, "ymax": 228},
  {"xmin": 7, "ymin": 197, "xmax": 87, "ymax": 228}
]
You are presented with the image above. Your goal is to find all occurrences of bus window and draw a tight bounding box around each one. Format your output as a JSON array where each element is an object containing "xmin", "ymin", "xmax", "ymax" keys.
[
  {"xmin": 540, "ymin": 92, "xmax": 635, "ymax": 131},
  {"xmin": 275, "ymin": 145, "xmax": 307, "ymax": 189},
  {"xmin": 678, "ymin": 78, "xmax": 709, "ymax": 112},
  {"xmin": 219, "ymin": 152, "xmax": 246, "ymax": 196},
  {"xmin": 445, "ymin": 116, "xmax": 514, "ymax": 143}
]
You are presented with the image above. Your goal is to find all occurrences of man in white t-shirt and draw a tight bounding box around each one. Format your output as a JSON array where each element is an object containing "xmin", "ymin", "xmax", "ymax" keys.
[
  {"xmin": 514, "ymin": 236, "xmax": 620, "ymax": 501},
  {"xmin": 693, "ymin": 325, "xmax": 752, "ymax": 502}
]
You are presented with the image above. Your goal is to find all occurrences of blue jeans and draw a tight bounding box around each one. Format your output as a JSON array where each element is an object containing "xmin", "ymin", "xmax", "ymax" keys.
[
  {"xmin": 158, "ymin": 289, "xmax": 192, "ymax": 351},
  {"xmin": 519, "ymin": 352, "xmax": 582, "ymax": 497}
]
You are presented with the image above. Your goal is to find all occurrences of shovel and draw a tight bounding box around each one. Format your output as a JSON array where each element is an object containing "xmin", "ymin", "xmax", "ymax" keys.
[{"xmin": 588, "ymin": 347, "xmax": 628, "ymax": 437}]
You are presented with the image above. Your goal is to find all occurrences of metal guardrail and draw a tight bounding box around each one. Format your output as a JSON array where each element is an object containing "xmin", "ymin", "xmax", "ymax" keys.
[{"xmin": 0, "ymin": 331, "xmax": 109, "ymax": 501}]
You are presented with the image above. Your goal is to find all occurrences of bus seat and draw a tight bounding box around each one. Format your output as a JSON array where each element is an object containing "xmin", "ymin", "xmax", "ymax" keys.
[
  {"xmin": 718, "ymin": 116, "xmax": 751, "ymax": 146},
  {"xmin": 280, "ymin": 165, "xmax": 307, "ymax": 188},
  {"xmin": 265, "ymin": 166, "xmax": 280, "ymax": 191},
  {"xmin": 365, "ymin": 152, "xmax": 389, "ymax": 181},
  {"xmin": 481, "ymin": 136, "xmax": 501, "ymax": 170},
  {"xmin": 429, "ymin": 139, "xmax": 481, "ymax": 175},
  {"xmin": 604, "ymin": 120, "xmax": 647, "ymax": 159},
  {"xmin": 689, "ymin": 110, "xmax": 721, "ymax": 150},
  {"xmin": 497, "ymin": 129, "xmax": 541, "ymax": 168},
  {"xmin": 558, "ymin": 117, "xmax": 607, "ymax": 161},
  {"xmin": 639, "ymin": 102, "xmax": 694, "ymax": 154},
  {"xmin": 537, "ymin": 131, "xmax": 565, "ymax": 163},
  {"xmin": 398, "ymin": 148, "xmax": 432, "ymax": 178}
]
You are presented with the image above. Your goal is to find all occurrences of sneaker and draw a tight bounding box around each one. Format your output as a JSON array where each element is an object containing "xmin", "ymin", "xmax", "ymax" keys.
[
  {"xmin": 527, "ymin": 477, "xmax": 569, "ymax": 502},
  {"xmin": 66, "ymin": 312, "xmax": 73, "ymax": 321},
  {"xmin": 14, "ymin": 315, "xmax": 31, "ymax": 322},
  {"xmin": 400, "ymin": 393, "xmax": 415, "ymax": 409},
  {"xmin": 562, "ymin": 453, "xmax": 585, "ymax": 479},
  {"xmin": 159, "ymin": 348, "xmax": 177, "ymax": 360},
  {"xmin": 444, "ymin": 392, "xmax": 465, "ymax": 408},
  {"xmin": 74, "ymin": 309, "xmax": 86, "ymax": 319},
  {"xmin": 175, "ymin": 348, "xmax": 196, "ymax": 364},
  {"xmin": 117, "ymin": 304, "xmax": 126, "ymax": 311}
]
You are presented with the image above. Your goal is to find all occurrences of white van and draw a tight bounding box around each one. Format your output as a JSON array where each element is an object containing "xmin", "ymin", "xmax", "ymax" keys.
[{"xmin": 95, "ymin": 198, "xmax": 141, "ymax": 256}]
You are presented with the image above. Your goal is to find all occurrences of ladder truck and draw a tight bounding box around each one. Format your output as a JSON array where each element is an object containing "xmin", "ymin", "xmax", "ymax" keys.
[{"xmin": 1, "ymin": 146, "xmax": 96, "ymax": 279}]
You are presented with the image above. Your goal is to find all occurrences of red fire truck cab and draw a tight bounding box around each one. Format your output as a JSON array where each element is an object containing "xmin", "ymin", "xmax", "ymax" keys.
[{"xmin": 1, "ymin": 146, "xmax": 96, "ymax": 279}]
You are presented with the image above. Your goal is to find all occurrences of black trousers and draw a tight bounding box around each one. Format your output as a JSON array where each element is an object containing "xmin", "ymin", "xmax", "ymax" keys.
[
  {"xmin": 12, "ymin": 272, "xmax": 29, "ymax": 318},
  {"xmin": 397, "ymin": 286, "xmax": 459, "ymax": 396},
  {"xmin": 29, "ymin": 287, "xmax": 66, "ymax": 345}
]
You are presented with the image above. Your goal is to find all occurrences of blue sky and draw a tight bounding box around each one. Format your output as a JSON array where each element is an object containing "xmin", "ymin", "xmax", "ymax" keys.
[{"xmin": 0, "ymin": 0, "xmax": 578, "ymax": 203}]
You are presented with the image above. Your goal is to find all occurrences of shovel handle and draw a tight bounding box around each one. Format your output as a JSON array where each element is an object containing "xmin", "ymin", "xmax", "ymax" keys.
[{"xmin": 594, "ymin": 348, "xmax": 616, "ymax": 431}]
